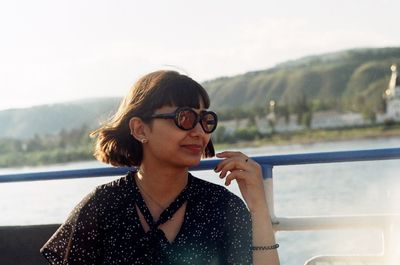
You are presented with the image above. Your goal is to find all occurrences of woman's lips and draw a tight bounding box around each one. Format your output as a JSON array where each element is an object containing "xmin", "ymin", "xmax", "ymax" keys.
[{"xmin": 182, "ymin": 144, "xmax": 203, "ymax": 153}]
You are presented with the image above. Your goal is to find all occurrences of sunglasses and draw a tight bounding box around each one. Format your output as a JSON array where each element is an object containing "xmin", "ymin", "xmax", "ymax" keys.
[{"xmin": 150, "ymin": 107, "xmax": 218, "ymax": 133}]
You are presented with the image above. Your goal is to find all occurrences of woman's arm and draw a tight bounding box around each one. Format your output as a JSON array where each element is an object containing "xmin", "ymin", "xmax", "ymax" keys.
[
  {"xmin": 215, "ymin": 151, "xmax": 280, "ymax": 265},
  {"xmin": 250, "ymin": 202, "xmax": 280, "ymax": 264}
]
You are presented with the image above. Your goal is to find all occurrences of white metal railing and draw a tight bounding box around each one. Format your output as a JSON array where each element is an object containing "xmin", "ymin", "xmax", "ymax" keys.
[{"xmin": 1, "ymin": 147, "xmax": 400, "ymax": 264}]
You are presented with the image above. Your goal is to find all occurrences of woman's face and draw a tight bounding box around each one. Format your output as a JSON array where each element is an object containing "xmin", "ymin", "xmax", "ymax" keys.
[{"xmin": 142, "ymin": 102, "xmax": 212, "ymax": 169}]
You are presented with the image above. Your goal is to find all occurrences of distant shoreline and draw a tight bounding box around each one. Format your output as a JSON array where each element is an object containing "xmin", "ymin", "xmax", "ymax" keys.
[
  {"xmin": 1, "ymin": 123, "xmax": 400, "ymax": 169},
  {"xmin": 215, "ymin": 123, "xmax": 400, "ymax": 149}
]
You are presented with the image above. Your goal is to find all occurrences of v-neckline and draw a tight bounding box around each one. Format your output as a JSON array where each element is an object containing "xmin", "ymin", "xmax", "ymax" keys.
[
  {"xmin": 129, "ymin": 171, "xmax": 193, "ymax": 245},
  {"xmin": 135, "ymin": 201, "xmax": 190, "ymax": 245}
]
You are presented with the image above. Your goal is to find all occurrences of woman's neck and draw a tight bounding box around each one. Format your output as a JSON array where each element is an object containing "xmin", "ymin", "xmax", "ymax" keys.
[{"xmin": 136, "ymin": 163, "xmax": 189, "ymax": 205}]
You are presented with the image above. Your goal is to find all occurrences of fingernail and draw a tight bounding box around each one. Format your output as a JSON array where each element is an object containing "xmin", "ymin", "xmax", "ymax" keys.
[
  {"xmin": 214, "ymin": 166, "xmax": 218, "ymax": 172},
  {"xmin": 219, "ymin": 172, "xmax": 223, "ymax": 178}
]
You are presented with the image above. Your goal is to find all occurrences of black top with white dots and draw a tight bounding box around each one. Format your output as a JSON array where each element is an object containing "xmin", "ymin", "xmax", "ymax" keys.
[{"xmin": 41, "ymin": 171, "xmax": 252, "ymax": 264}]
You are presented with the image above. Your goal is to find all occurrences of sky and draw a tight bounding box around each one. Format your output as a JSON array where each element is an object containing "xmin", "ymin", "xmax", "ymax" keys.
[{"xmin": 0, "ymin": 0, "xmax": 399, "ymax": 111}]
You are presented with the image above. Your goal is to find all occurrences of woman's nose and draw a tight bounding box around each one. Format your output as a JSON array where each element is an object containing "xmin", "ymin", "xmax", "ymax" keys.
[{"xmin": 189, "ymin": 121, "xmax": 206, "ymax": 136}]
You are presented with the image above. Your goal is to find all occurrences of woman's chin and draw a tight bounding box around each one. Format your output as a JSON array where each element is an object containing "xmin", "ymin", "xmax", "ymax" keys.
[{"xmin": 181, "ymin": 157, "xmax": 202, "ymax": 168}]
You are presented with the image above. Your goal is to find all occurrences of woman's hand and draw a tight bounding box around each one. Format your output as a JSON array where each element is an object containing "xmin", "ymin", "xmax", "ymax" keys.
[
  {"xmin": 215, "ymin": 151, "xmax": 280, "ymax": 264},
  {"xmin": 214, "ymin": 151, "xmax": 268, "ymax": 213}
]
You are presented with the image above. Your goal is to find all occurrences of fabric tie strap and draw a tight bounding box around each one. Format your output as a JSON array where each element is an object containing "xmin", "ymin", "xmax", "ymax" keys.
[{"xmin": 129, "ymin": 171, "xmax": 193, "ymax": 264}]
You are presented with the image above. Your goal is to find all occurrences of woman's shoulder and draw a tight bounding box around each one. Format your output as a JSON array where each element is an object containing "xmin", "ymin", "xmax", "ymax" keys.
[
  {"xmin": 95, "ymin": 171, "xmax": 133, "ymax": 192},
  {"xmin": 80, "ymin": 171, "xmax": 135, "ymax": 209}
]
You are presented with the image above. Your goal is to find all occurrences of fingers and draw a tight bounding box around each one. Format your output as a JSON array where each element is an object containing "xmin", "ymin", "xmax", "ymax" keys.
[
  {"xmin": 214, "ymin": 151, "xmax": 262, "ymax": 186},
  {"xmin": 224, "ymin": 170, "xmax": 247, "ymax": 186},
  {"xmin": 216, "ymin": 150, "xmax": 243, "ymax": 158},
  {"xmin": 215, "ymin": 151, "xmax": 252, "ymax": 173},
  {"xmin": 215, "ymin": 159, "xmax": 248, "ymax": 178},
  {"xmin": 216, "ymin": 151, "xmax": 267, "ymax": 211}
]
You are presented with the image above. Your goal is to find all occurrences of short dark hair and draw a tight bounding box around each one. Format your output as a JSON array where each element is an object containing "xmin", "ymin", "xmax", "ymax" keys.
[{"xmin": 90, "ymin": 70, "xmax": 215, "ymax": 167}]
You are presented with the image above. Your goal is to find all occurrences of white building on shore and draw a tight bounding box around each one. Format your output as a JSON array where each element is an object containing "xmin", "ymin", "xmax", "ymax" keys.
[{"xmin": 384, "ymin": 64, "xmax": 400, "ymax": 121}]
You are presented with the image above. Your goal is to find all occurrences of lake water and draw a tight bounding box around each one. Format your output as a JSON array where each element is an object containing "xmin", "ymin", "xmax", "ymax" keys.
[{"xmin": 1, "ymin": 137, "xmax": 400, "ymax": 264}]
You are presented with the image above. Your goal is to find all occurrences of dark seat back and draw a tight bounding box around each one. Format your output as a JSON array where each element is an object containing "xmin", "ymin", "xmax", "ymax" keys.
[{"xmin": 0, "ymin": 224, "xmax": 59, "ymax": 265}]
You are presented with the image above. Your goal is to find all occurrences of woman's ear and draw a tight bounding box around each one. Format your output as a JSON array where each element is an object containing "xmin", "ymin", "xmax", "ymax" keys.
[{"xmin": 129, "ymin": 117, "xmax": 147, "ymax": 143}]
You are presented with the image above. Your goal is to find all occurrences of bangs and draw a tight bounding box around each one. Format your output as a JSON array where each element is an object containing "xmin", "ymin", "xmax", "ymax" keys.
[
  {"xmin": 145, "ymin": 72, "xmax": 210, "ymax": 113},
  {"xmin": 161, "ymin": 81, "xmax": 210, "ymax": 109}
]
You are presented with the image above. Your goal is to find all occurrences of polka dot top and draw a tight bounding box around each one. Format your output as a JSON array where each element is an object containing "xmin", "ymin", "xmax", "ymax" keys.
[{"xmin": 40, "ymin": 171, "xmax": 252, "ymax": 264}]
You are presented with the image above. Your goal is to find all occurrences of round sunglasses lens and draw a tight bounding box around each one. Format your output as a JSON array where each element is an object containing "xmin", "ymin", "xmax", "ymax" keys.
[
  {"xmin": 178, "ymin": 110, "xmax": 197, "ymax": 130},
  {"xmin": 201, "ymin": 113, "xmax": 217, "ymax": 132}
]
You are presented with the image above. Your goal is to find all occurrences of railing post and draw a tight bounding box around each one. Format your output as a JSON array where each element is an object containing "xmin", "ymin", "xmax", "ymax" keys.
[
  {"xmin": 383, "ymin": 216, "xmax": 398, "ymax": 264},
  {"xmin": 261, "ymin": 164, "xmax": 277, "ymax": 222}
]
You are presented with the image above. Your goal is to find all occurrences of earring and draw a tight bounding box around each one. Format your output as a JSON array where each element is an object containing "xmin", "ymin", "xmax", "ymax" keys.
[{"xmin": 141, "ymin": 139, "xmax": 148, "ymax": 144}]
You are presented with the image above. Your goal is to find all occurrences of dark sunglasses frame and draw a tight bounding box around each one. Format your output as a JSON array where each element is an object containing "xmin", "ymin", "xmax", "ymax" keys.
[{"xmin": 150, "ymin": 107, "xmax": 218, "ymax": 133}]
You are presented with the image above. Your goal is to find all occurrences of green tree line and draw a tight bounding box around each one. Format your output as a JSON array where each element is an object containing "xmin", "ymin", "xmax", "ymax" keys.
[{"xmin": 0, "ymin": 125, "xmax": 95, "ymax": 168}]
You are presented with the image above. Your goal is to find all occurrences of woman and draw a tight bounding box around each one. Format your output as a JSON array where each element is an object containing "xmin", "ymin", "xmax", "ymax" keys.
[{"xmin": 41, "ymin": 70, "xmax": 280, "ymax": 264}]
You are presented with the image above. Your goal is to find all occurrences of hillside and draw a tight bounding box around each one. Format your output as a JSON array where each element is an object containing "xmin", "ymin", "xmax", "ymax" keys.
[
  {"xmin": 203, "ymin": 47, "xmax": 400, "ymax": 113},
  {"xmin": 1, "ymin": 46, "xmax": 399, "ymax": 139},
  {"xmin": 0, "ymin": 98, "xmax": 121, "ymax": 139}
]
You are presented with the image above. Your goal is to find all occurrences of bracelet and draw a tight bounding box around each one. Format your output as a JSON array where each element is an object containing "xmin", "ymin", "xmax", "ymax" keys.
[{"xmin": 251, "ymin": 244, "xmax": 279, "ymax": 251}]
